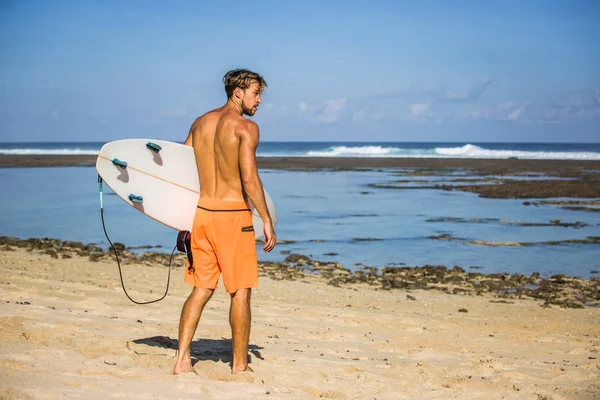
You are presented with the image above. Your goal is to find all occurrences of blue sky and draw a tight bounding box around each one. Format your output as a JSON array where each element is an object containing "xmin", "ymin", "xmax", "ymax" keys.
[{"xmin": 1, "ymin": 0, "xmax": 598, "ymax": 142}]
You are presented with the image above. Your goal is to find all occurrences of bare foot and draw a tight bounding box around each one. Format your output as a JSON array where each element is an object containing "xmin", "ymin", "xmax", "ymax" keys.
[
  {"xmin": 231, "ymin": 365, "xmax": 254, "ymax": 374},
  {"xmin": 173, "ymin": 357, "xmax": 197, "ymax": 375}
]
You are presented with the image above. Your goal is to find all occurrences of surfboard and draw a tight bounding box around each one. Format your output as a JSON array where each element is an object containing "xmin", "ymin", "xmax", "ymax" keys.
[{"xmin": 95, "ymin": 139, "xmax": 277, "ymax": 238}]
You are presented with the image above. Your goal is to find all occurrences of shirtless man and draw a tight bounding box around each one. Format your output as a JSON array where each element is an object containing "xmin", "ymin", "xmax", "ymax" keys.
[{"xmin": 173, "ymin": 69, "xmax": 276, "ymax": 375}]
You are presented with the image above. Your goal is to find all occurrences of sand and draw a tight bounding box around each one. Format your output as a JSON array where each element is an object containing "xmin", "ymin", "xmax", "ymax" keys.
[{"xmin": 1, "ymin": 247, "xmax": 599, "ymax": 399}]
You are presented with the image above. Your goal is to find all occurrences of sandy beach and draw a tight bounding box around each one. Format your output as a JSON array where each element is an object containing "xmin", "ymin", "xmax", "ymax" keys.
[{"xmin": 1, "ymin": 242, "xmax": 599, "ymax": 399}]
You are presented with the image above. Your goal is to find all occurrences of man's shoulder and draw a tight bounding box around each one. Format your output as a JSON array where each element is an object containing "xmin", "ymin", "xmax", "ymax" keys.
[{"xmin": 237, "ymin": 118, "xmax": 259, "ymax": 135}]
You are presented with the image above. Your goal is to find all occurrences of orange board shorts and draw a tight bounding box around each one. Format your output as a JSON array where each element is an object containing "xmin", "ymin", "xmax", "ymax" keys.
[{"xmin": 184, "ymin": 198, "xmax": 258, "ymax": 293}]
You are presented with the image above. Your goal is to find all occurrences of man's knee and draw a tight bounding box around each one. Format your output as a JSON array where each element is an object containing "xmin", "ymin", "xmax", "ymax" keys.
[
  {"xmin": 190, "ymin": 287, "xmax": 214, "ymax": 301},
  {"xmin": 230, "ymin": 288, "xmax": 252, "ymax": 304}
]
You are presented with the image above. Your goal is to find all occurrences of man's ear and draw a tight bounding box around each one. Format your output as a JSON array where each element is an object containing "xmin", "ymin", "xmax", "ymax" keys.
[{"xmin": 234, "ymin": 87, "xmax": 243, "ymax": 99}]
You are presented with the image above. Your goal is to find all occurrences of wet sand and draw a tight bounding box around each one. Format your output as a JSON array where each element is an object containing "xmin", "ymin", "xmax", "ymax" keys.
[
  {"xmin": 1, "ymin": 154, "xmax": 599, "ymax": 174},
  {"xmin": 1, "ymin": 242, "xmax": 599, "ymax": 399}
]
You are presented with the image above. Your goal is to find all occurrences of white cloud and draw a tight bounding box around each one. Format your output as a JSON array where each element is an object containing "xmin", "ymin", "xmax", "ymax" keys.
[
  {"xmin": 317, "ymin": 98, "xmax": 347, "ymax": 123},
  {"xmin": 407, "ymin": 103, "xmax": 432, "ymax": 121},
  {"xmin": 297, "ymin": 98, "xmax": 347, "ymax": 123},
  {"xmin": 437, "ymin": 79, "xmax": 493, "ymax": 102},
  {"xmin": 506, "ymin": 105, "xmax": 527, "ymax": 121}
]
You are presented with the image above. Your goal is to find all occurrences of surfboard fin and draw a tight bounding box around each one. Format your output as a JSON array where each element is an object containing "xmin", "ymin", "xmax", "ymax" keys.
[
  {"xmin": 146, "ymin": 142, "xmax": 162, "ymax": 153},
  {"xmin": 112, "ymin": 158, "xmax": 128, "ymax": 169},
  {"xmin": 128, "ymin": 194, "xmax": 144, "ymax": 204}
]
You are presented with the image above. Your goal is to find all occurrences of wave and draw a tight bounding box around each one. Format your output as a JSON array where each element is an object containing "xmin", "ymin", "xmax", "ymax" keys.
[
  {"xmin": 2, "ymin": 143, "xmax": 599, "ymax": 160},
  {"xmin": 0, "ymin": 148, "xmax": 100, "ymax": 155},
  {"xmin": 435, "ymin": 144, "xmax": 600, "ymax": 160},
  {"xmin": 306, "ymin": 146, "xmax": 433, "ymax": 157},
  {"xmin": 302, "ymin": 144, "xmax": 600, "ymax": 160}
]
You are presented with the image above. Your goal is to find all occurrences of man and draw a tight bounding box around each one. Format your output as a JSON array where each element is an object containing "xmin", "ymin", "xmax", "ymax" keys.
[{"xmin": 173, "ymin": 69, "xmax": 276, "ymax": 375}]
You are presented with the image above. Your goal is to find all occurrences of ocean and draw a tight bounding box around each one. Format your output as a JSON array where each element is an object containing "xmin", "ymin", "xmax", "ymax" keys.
[
  {"xmin": 1, "ymin": 141, "xmax": 599, "ymax": 279},
  {"xmin": 1, "ymin": 141, "xmax": 600, "ymax": 160}
]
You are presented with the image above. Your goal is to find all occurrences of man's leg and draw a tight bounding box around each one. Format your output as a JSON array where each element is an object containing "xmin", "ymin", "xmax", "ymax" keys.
[
  {"xmin": 173, "ymin": 286, "xmax": 214, "ymax": 375},
  {"xmin": 229, "ymin": 288, "xmax": 253, "ymax": 374}
]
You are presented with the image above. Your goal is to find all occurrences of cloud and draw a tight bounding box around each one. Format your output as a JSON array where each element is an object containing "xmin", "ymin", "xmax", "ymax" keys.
[
  {"xmin": 317, "ymin": 98, "xmax": 347, "ymax": 123},
  {"xmin": 297, "ymin": 98, "xmax": 347, "ymax": 123},
  {"xmin": 458, "ymin": 101, "xmax": 527, "ymax": 122},
  {"xmin": 437, "ymin": 79, "xmax": 494, "ymax": 102},
  {"xmin": 50, "ymin": 109, "xmax": 60, "ymax": 120},
  {"xmin": 293, "ymin": 85, "xmax": 600, "ymax": 127},
  {"xmin": 506, "ymin": 105, "xmax": 527, "ymax": 121},
  {"xmin": 407, "ymin": 103, "xmax": 432, "ymax": 122},
  {"xmin": 533, "ymin": 90, "xmax": 600, "ymax": 124}
]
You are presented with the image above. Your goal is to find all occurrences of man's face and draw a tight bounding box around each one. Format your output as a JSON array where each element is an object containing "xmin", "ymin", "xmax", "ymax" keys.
[{"xmin": 241, "ymin": 81, "xmax": 262, "ymax": 116}]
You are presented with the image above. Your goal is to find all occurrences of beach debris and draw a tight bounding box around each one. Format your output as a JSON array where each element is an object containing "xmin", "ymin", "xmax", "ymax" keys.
[
  {"xmin": 425, "ymin": 216, "xmax": 588, "ymax": 228},
  {"xmin": 458, "ymin": 308, "xmax": 468, "ymax": 313},
  {"xmin": 283, "ymin": 254, "xmax": 311, "ymax": 264},
  {"xmin": 3, "ymin": 236, "xmax": 599, "ymax": 309},
  {"xmin": 427, "ymin": 233, "xmax": 600, "ymax": 247},
  {"xmin": 369, "ymin": 170, "xmax": 600, "ymax": 199}
]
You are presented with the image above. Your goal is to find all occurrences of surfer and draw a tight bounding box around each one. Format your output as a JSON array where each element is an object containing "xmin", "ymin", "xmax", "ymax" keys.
[{"xmin": 173, "ymin": 69, "xmax": 276, "ymax": 375}]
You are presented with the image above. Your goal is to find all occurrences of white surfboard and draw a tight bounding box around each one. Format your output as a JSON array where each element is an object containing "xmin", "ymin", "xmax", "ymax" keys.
[{"xmin": 95, "ymin": 139, "xmax": 276, "ymax": 238}]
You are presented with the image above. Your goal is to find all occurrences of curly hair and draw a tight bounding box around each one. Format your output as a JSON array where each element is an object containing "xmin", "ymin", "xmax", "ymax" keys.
[{"xmin": 223, "ymin": 69, "xmax": 267, "ymax": 98}]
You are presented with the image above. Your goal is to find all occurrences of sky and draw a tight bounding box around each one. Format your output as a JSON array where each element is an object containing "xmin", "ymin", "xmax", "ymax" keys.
[{"xmin": 0, "ymin": 0, "xmax": 599, "ymax": 143}]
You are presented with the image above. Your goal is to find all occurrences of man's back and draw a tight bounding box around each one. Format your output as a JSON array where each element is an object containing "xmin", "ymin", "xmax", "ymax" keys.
[{"xmin": 188, "ymin": 107, "xmax": 251, "ymax": 202}]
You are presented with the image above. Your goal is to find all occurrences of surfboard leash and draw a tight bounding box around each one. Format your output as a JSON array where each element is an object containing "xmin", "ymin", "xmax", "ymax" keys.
[{"xmin": 98, "ymin": 175, "xmax": 175, "ymax": 305}]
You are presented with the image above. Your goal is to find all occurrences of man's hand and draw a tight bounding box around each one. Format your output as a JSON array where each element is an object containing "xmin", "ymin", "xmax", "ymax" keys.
[{"xmin": 263, "ymin": 222, "xmax": 276, "ymax": 252}]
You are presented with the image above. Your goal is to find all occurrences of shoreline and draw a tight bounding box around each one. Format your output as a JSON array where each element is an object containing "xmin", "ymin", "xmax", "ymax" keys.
[
  {"xmin": 3, "ymin": 236, "xmax": 598, "ymax": 309},
  {"xmin": 1, "ymin": 240, "xmax": 599, "ymax": 398},
  {"xmin": 1, "ymin": 154, "xmax": 600, "ymax": 172},
  {"xmin": 2, "ymin": 155, "xmax": 600, "ymax": 199}
]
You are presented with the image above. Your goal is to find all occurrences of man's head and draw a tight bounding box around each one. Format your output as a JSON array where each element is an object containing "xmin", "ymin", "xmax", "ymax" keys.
[{"xmin": 223, "ymin": 69, "xmax": 267, "ymax": 116}]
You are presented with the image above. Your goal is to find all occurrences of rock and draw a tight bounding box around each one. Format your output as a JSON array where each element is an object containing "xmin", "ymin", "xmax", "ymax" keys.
[
  {"xmin": 458, "ymin": 308, "xmax": 468, "ymax": 313},
  {"xmin": 284, "ymin": 254, "xmax": 312, "ymax": 264}
]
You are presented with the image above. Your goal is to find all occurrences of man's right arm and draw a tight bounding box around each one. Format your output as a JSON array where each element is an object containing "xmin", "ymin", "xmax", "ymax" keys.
[{"xmin": 238, "ymin": 121, "xmax": 276, "ymax": 252}]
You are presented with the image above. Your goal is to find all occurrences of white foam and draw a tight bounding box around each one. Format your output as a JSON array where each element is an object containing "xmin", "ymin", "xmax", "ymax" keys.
[
  {"xmin": 434, "ymin": 144, "xmax": 600, "ymax": 160},
  {"xmin": 299, "ymin": 144, "xmax": 600, "ymax": 160},
  {"xmin": 0, "ymin": 148, "xmax": 99, "ymax": 155},
  {"xmin": 307, "ymin": 146, "xmax": 399, "ymax": 157}
]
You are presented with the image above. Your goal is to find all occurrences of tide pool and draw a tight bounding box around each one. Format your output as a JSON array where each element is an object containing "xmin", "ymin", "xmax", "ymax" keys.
[{"xmin": 0, "ymin": 167, "xmax": 598, "ymax": 278}]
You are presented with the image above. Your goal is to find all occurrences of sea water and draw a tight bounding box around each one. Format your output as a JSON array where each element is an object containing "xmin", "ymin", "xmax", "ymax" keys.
[
  {"xmin": 1, "ymin": 165, "xmax": 599, "ymax": 279},
  {"xmin": 2, "ymin": 141, "xmax": 600, "ymax": 160}
]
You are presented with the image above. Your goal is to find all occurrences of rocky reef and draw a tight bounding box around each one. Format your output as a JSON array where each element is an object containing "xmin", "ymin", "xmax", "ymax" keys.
[{"xmin": 2, "ymin": 236, "xmax": 598, "ymax": 309}]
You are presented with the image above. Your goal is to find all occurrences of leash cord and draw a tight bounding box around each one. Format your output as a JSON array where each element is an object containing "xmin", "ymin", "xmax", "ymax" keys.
[{"xmin": 99, "ymin": 175, "xmax": 174, "ymax": 305}]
